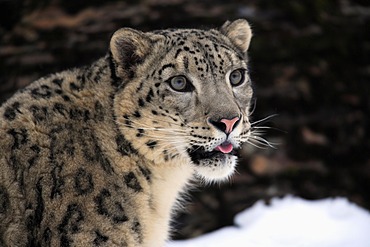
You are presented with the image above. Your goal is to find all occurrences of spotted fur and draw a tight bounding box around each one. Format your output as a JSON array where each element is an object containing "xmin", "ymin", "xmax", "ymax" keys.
[{"xmin": 0, "ymin": 19, "xmax": 253, "ymax": 247}]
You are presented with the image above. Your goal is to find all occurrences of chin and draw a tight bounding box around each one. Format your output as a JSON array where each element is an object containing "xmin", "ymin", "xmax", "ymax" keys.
[{"xmin": 193, "ymin": 154, "xmax": 238, "ymax": 183}]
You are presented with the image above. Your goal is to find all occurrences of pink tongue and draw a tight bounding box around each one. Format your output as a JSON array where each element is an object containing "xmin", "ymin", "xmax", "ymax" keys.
[{"xmin": 215, "ymin": 142, "xmax": 233, "ymax": 154}]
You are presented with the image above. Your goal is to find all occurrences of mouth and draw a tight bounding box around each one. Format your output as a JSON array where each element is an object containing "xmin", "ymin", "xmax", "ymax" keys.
[
  {"xmin": 187, "ymin": 141, "xmax": 237, "ymax": 165},
  {"xmin": 214, "ymin": 141, "xmax": 234, "ymax": 154}
]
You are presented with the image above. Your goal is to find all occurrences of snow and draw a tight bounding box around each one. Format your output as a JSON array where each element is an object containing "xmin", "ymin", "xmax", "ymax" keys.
[{"xmin": 167, "ymin": 196, "xmax": 370, "ymax": 247}]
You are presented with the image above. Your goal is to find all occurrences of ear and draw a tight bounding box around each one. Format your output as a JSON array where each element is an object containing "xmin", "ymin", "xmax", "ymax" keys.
[
  {"xmin": 220, "ymin": 19, "xmax": 253, "ymax": 53},
  {"xmin": 110, "ymin": 28, "xmax": 152, "ymax": 79}
]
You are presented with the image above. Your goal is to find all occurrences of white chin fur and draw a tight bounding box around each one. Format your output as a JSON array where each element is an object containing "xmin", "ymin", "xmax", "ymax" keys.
[{"xmin": 194, "ymin": 155, "xmax": 237, "ymax": 183}]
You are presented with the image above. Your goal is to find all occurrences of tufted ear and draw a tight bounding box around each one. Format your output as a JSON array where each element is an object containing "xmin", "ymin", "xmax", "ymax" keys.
[
  {"xmin": 220, "ymin": 19, "xmax": 253, "ymax": 53},
  {"xmin": 110, "ymin": 28, "xmax": 153, "ymax": 79}
]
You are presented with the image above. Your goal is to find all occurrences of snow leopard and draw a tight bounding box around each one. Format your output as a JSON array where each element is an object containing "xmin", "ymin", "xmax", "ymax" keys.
[{"xmin": 0, "ymin": 19, "xmax": 253, "ymax": 246}]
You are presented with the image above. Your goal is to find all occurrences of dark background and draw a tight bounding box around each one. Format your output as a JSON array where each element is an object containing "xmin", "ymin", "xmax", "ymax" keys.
[{"xmin": 1, "ymin": 0, "xmax": 369, "ymax": 240}]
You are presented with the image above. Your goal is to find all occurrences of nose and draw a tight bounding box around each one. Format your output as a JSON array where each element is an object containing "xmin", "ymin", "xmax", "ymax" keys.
[{"xmin": 209, "ymin": 116, "xmax": 240, "ymax": 134}]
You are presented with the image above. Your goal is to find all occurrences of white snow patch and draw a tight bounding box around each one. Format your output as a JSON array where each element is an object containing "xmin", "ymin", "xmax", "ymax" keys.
[{"xmin": 167, "ymin": 196, "xmax": 370, "ymax": 247}]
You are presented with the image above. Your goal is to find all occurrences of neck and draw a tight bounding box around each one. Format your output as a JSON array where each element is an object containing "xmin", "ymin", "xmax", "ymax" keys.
[{"xmin": 145, "ymin": 159, "xmax": 194, "ymax": 246}]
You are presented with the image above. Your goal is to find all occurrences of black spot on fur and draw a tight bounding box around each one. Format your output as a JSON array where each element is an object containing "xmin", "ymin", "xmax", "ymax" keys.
[
  {"xmin": 34, "ymin": 178, "xmax": 44, "ymax": 227},
  {"xmin": 7, "ymin": 128, "xmax": 28, "ymax": 150},
  {"xmin": 151, "ymin": 110, "xmax": 158, "ymax": 115},
  {"xmin": 9, "ymin": 153, "xmax": 25, "ymax": 186},
  {"xmin": 48, "ymin": 128, "xmax": 70, "ymax": 198},
  {"xmin": 50, "ymin": 163, "xmax": 65, "ymax": 199},
  {"xmin": 42, "ymin": 227, "xmax": 52, "ymax": 247},
  {"xmin": 50, "ymin": 125, "xmax": 75, "ymax": 158},
  {"xmin": 123, "ymin": 114, "xmax": 132, "ymax": 128},
  {"xmin": 60, "ymin": 235, "xmax": 71, "ymax": 247},
  {"xmin": 58, "ymin": 204, "xmax": 85, "ymax": 246},
  {"xmin": 124, "ymin": 172, "xmax": 142, "ymax": 192},
  {"xmin": 161, "ymin": 63, "xmax": 175, "ymax": 71},
  {"xmin": 31, "ymin": 85, "xmax": 52, "ymax": 99},
  {"xmin": 26, "ymin": 178, "xmax": 45, "ymax": 246},
  {"xmin": 136, "ymin": 128, "xmax": 144, "ymax": 137},
  {"xmin": 58, "ymin": 204, "xmax": 84, "ymax": 233},
  {"xmin": 53, "ymin": 103, "xmax": 68, "ymax": 117},
  {"xmin": 69, "ymin": 108, "xmax": 90, "ymax": 122},
  {"xmin": 74, "ymin": 168, "xmax": 94, "ymax": 195},
  {"xmin": 145, "ymin": 88, "xmax": 154, "ymax": 103},
  {"xmin": 183, "ymin": 56, "xmax": 189, "ymax": 71},
  {"xmin": 133, "ymin": 110, "xmax": 141, "ymax": 118},
  {"xmin": 80, "ymin": 128, "xmax": 114, "ymax": 174},
  {"xmin": 94, "ymin": 189, "xmax": 129, "ymax": 224},
  {"xmin": 108, "ymin": 52, "xmax": 121, "ymax": 88},
  {"xmin": 175, "ymin": 48, "xmax": 182, "ymax": 58},
  {"xmin": 30, "ymin": 105, "xmax": 48, "ymax": 122},
  {"xmin": 131, "ymin": 219, "xmax": 143, "ymax": 243},
  {"xmin": 163, "ymin": 150, "xmax": 169, "ymax": 162},
  {"xmin": 94, "ymin": 101, "xmax": 105, "ymax": 121},
  {"xmin": 138, "ymin": 166, "xmax": 151, "ymax": 182},
  {"xmin": 83, "ymin": 67, "xmax": 93, "ymax": 82},
  {"xmin": 69, "ymin": 82, "xmax": 83, "ymax": 91},
  {"xmin": 136, "ymin": 80, "xmax": 145, "ymax": 92},
  {"xmin": 52, "ymin": 78, "xmax": 64, "ymax": 87},
  {"xmin": 93, "ymin": 64, "xmax": 106, "ymax": 82},
  {"xmin": 28, "ymin": 145, "xmax": 41, "ymax": 168},
  {"xmin": 146, "ymin": 140, "xmax": 157, "ymax": 149},
  {"xmin": 138, "ymin": 98, "xmax": 145, "ymax": 107},
  {"xmin": 62, "ymin": 95, "xmax": 71, "ymax": 102},
  {"xmin": 131, "ymin": 220, "xmax": 141, "ymax": 232},
  {"xmin": 95, "ymin": 189, "xmax": 110, "ymax": 215},
  {"xmin": 116, "ymin": 134, "xmax": 138, "ymax": 156},
  {"xmin": 4, "ymin": 102, "xmax": 21, "ymax": 121},
  {"xmin": 93, "ymin": 231, "xmax": 109, "ymax": 246},
  {"xmin": 0, "ymin": 186, "xmax": 10, "ymax": 214}
]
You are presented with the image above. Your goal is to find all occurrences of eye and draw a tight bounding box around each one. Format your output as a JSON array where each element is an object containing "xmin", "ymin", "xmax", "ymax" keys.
[
  {"xmin": 168, "ymin": 75, "xmax": 194, "ymax": 92},
  {"xmin": 229, "ymin": 69, "xmax": 246, "ymax": 87}
]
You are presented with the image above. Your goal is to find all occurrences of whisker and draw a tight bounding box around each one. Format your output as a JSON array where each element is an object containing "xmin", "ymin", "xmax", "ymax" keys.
[
  {"xmin": 251, "ymin": 126, "xmax": 287, "ymax": 133},
  {"xmin": 248, "ymin": 135, "xmax": 277, "ymax": 149},
  {"xmin": 245, "ymin": 140, "xmax": 269, "ymax": 149},
  {"xmin": 251, "ymin": 114, "xmax": 278, "ymax": 126},
  {"xmin": 122, "ymin": 116, "xmax": 186, "ymax": 129},
  {"xmin": 248, "ymin": 97, "xmax": 257, "ymax": 116},
  {"xmin": 132, "ymin": 135, "xmax": 188, "ymax": 154},
  {"xmin": 116, "ymin": 121, "xmax": 189, "ymax": 135}
]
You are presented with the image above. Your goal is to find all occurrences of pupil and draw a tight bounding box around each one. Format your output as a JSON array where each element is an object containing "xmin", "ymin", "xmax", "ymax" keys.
[
  {"xmin": 173, "ymin": 77, "xmax": 185, "ymax": 89},
  {"xmin": 232, "ymin": 72, "xmax": 240, "ymax": 82}
]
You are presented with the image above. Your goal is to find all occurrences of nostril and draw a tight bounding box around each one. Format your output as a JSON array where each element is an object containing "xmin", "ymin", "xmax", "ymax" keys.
[
  {"xmin": 210, "ymin": 120, "xmax": 227, "ymax": 133},
  {"xmin": 209, "ymin": 116, "xmax": 240, "ymax": 134}
]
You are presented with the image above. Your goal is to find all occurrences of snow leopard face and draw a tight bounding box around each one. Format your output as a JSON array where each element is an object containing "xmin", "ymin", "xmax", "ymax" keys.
[{"xmin": 112, "ymin": 19, "xmax": 253, "ymax": 182}]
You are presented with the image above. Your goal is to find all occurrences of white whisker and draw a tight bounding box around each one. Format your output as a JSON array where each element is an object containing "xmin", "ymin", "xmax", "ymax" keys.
[
  {"xmin": 248, "ymin": 97, "xmax": 257, "ymax": 116},
  {"xmin": 245, "ymin": 139, "xmax": 270, "ymax": 149},
  {"xmin": 116, "ymin": 121, "xmax": 189, "ymax": 135},
  {"xmin": 251, "ymin": 114, "xmax": 278, "ymax": 126},
  {"xmin": 249, "ymin": 135, "xmax": 277, "ymax": 149}
]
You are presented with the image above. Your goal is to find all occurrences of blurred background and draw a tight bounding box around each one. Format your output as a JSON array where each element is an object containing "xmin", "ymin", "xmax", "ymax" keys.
[{"xmin": 0, "ymin": 0, "xmax": 369, "ymax": 240}]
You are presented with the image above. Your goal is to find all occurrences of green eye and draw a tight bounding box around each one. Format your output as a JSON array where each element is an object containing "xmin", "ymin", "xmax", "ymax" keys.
[
  {"xmin": 168, "ymin": 75, "xmax": 194, "ymax": 92},
  {"xmin": 229, "ymin": 69, "xmax": 245, "ymax": 87}
]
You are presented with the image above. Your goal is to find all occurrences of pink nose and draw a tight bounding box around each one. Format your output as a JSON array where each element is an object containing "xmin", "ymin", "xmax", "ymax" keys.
[
  {"xmin": 209, "ymin": 116, "xmax": 240, "ymax": 134},
  {"xmin": 220, "ymin": 117, "xmax": 240, "ymax": 134}
]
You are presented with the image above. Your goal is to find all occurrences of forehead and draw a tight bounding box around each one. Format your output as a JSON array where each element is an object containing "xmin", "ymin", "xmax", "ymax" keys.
[{"xmin": 152, "ymin": 29, "xmax": 247, "ymax": 77}]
